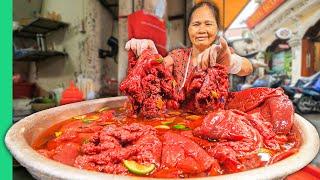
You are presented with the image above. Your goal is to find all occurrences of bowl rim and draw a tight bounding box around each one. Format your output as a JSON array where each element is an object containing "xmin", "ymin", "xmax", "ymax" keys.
[{"xmin": 5, "ymin": 97, "xmax": 320, "ymax": 180}]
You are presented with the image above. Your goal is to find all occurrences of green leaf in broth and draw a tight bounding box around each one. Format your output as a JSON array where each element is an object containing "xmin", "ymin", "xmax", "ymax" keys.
[
  {"xmin": 98, "ymin": 107, "xmax": 110, "ymax": 112},
  {"xmin": 185, "ymin": 115, "xmax": 200, "ymax": 121},
  {"xmin": 154, "ymin": 125, "xmax": 170, "ymax": 129},
  {"xmin": 73, "ymin": 115, "xmax": 86, "ymax": 120},
  {"xmin": 83, "ymin": 138, "xmax": 90, "ymax": 144},
  {"xmin": 161, "ymin": 117, "xmax": 175, "ymax": 125},
  {"xmin": 173, "ymin": 124, "xmax": 190, "ymax": 130},
  {"xmin": 82, "ymin": 119, "xmax": 92, "ymax": 124},
  {"xmin": 54, "ymin": 131, "xmax": 62, "ymax": 138}
]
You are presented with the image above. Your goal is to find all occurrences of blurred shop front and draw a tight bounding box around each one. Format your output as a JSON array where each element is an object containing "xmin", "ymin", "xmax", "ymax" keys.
[
  {"xmin": 265, "ymin": 31, "xmax": 292, "ymax": 77},
  {"xmin": 247, "ymin": 0, "xmax": 320, "ymax": 84}
]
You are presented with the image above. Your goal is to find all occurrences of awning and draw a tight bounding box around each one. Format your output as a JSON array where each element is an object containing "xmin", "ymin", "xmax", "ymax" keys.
[
  {"xmin": 246, "ymin": 0, "xmax": 286, "ymax": 29},
  {"xmin": 194, "ymin": 0, "xmax": 250, "ymax": 30}
]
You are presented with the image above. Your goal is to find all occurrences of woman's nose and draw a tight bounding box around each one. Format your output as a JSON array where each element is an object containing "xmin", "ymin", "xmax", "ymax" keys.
[{"xmin": 197, "ymin": 25, "xmax": 207, "ymax": 34}]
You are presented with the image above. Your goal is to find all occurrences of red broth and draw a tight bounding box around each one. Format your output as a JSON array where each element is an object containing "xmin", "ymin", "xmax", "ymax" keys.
[{"xmin": 33, "ymin": 107, "xmax": 301, "ymax": 178}]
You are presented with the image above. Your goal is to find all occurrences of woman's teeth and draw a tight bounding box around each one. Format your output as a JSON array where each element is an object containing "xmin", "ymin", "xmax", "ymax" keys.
[{"xmin": 197, "ymin": 37, "xmax": 207, "ymax": 41}]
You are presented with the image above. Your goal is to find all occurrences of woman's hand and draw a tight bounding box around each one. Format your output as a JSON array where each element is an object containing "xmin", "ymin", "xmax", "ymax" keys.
[
  {"xmin": 196, "ymin": 44, "xmax": 221, "ymax": 70},
  {"xmin": 196, "ymin": 37, "xmax": 232, "ymax": 70},
  {"xmin": 218, "ymin": 37, "xmax": 253, "ymax": 76},
  {"xmin": 216, "ymin": 37, "xmax": 232, "ymax": 68},
  {"xmin": 197, "ymin": 37, "xmax": 254, "ymax": 75},
  {"xmin": 125, "ymin": 38, "xmax": 158, "ymax": 56}
]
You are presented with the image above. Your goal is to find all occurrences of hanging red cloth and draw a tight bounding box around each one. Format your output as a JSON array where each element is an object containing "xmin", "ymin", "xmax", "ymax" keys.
[{"xmin": 127, "ymin": 10, "xmax": 167, "ymax": 57}]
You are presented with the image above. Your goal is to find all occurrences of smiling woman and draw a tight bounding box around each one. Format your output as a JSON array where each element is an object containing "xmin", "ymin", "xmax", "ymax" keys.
[
  {"xmin": 187, "ymin": 1, "xmax": 220, "ymax": 52},
  {"xmin": 125, "ymin": 1, "xmax": 253, "ymax": 83}
]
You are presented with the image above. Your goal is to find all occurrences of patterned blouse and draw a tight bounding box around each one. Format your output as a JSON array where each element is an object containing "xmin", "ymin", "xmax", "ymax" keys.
[{"xmin": 168, "ymin": 48, "xmax": 195, "ymax": 90}]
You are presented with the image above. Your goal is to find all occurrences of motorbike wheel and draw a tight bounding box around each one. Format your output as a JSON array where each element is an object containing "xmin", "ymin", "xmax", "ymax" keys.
[{"xmin": 296, "ymin": 95, "xmax": 313, "ymax": 114}]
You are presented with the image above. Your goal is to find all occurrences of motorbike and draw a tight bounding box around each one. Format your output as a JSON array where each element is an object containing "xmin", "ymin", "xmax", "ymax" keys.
[
  {"xmin": 282, "ymin": 76, "xmax": 311, "ymax": 101},
  {"xmin": 237, "ymin": 73, "xmax": 289, "ymax": 91},
  {"xmin": 290, "ymin": 72, "xmax": 320, "ymax": 114}
]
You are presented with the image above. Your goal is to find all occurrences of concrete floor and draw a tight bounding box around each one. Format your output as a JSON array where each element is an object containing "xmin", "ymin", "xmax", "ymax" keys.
[{"xmin": 301, "ymin": 113, "xmax": 320, "ymax": 167}]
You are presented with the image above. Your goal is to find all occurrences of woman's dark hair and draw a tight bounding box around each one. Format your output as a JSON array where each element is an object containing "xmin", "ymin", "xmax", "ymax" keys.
[{"xmin": 187, "ymin": 1, "xmax": 221, "ymax": 30}]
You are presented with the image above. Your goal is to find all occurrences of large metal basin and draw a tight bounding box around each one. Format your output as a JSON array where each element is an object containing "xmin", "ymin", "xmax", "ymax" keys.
[{"xmin": 5, "ymin": 96, "xmax": 320, "ymax": 180}]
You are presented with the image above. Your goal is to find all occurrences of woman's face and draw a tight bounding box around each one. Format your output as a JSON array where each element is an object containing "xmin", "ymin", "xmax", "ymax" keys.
[{"xmin": 188, "ymin": 6, "xmax": 218, "ymax": 51}]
